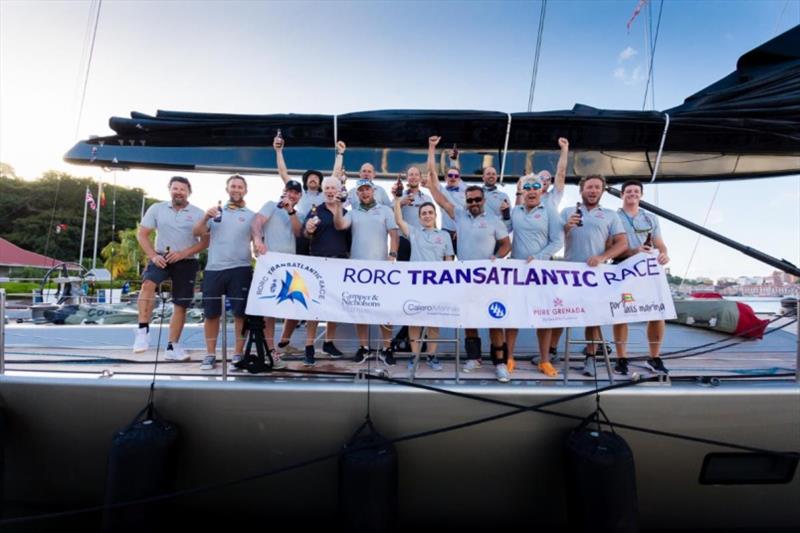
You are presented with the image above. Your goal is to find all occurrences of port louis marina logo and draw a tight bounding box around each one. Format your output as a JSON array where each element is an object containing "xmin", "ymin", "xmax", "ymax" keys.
[
  {"xmin": 609, "ymin": 292, "xmax": 666, "ymax": 318},
  {"xmin": 255, "ymin": 261, "xmax": 325, "ymax": 309}
]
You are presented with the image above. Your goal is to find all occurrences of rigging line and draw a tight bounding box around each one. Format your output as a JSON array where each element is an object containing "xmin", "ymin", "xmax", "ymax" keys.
[
  {"xmin": 774, "ymin": 0, "xmax": 791, "ymax": 35},
  {"xmin": 678, "ymin": 181, "xmax": 721, "ymax": 294},
  {"xmin": 146, "ymin": 293, "xmax": 168, "ymax": 408},
  {"xmin": 74, "ymin": 0, "xmax": 103, "ymax": 139},
  {"xmin": 71, "ymin": 0, "xmax": 96, "ymax": 132},
  {"xmin": 526, "ymin": 0, "xmax": 548, "ymax": 112},
  {"xmin": 641, "ymin": 0, "xmax": 664, "ymax": 111}
]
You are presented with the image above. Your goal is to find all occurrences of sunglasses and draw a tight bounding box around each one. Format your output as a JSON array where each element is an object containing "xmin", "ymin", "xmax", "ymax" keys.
[
  {"xmin": 356, "ymin": 178, "xmax": 372, "ymax": 188},
  {"xmin": 522, "ymin": 182, "xmax": 543, "ymax": 191},
  {"xmin": 447, "ymin": 172, "xmax": 460, "ymax": 178},
  {"xmin": 465, "ymin": 197, "xmax": 483, "ymax": 204}
]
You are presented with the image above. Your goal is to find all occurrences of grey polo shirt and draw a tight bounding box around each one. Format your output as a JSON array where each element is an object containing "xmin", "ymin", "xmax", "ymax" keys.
[
  {"xmin": 453, "ymin": 207, "xmax": 508, "ymax": 261},
  {"xmin": 618, "ymin": 208, "xmax": 662, "ymax": 249},
  {"xmin": 346, "ymin": 183, "xmax": 392, "ymax": 209},
  {"xmin": 344, "ymin": 203, "xmax": 398, "ymax": 260},
  {"xmin": 441, "ymin": 182, "xmax": 466, "ymax": 232},
  {"xmin": 560, "ymin": 204, "xmax": 626, "ymax": 262},
  {"xmin": 400, "ymin": 189, "xmax": 434, "ymax": 229},
  {"xmin": 258, "ymin": 201, "xmax": 298, "ymax": 254},
  {"xmin": 140, "ymin": 201, "xmax": 204, "ymax": 258},
  {"xmin": 296, "ymin": 190, "xmax": 324, "ymax": 218},
  {"xmin": 409, "ymin": 226, "xmax": 454, "ymax": 262},
  {"xmin": 483, "ymin": 186, "xmax": 512, "ymax": 231},
  {"xmin": 543, "ymin": 188, "xmax": 564, "ymax": 210},
  {"xmin": 510, "ymin": 203, "xmax": 564, "ymax": 260},
  {"xmin": 205, "ymin": 206, "xmax": 255, "ymax": 271}
]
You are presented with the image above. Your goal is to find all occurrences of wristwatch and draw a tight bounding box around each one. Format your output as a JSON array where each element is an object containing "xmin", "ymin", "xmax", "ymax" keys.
[
  {"xmin": 288, "ymin": 209, "xmax": 297, "ymax": 216},
  {"xmin": 388, "ymin": 251, "xmax": 397, "ymax": 258}
]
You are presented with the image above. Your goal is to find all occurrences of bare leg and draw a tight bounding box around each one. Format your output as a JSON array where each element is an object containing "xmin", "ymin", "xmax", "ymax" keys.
[
  {"xmin": 584, "ymin": 326, "xmax": 600, "ymax": 355},
  {"xmin": 425, "ymin": 327, "xmax": 439, "ymax": 355},
  {"xmin": 409, "ymin": 326, "xmax": 423, "ymax": 355},
  {"xmin": 168, "ymin": 305, "xmax": 187, "ymax": 343},
  {"xmin": 204, "ymin": 316, "xmax": 220, "ymax": 354},
  {"xmin": 137, "ymin": 280, "xmax": 157, "ymax": 323},
  {"xmin": 278, "ymin": 319, "xmax": 299, "ymax": 345},
  {"xmin": 264, "ymin": 316, "xmax": 276, "ymax": 350},
  {"xmin": 505, "ymin": 328, "xmax": 519, "ymax": 360},
  {"xmin": 233, "ymin": 316, "xmax": 246, "ymax": 354},
  {"xmin": 489, "ymin": 328, "xmax": 505, "ymax": 361},
  {"xmin": 613, "ymin": 323, "xmax": 628, "ymax": 359},
  {"xmin": 380, "ymin": 324, "xmax": 392, "ymax": 348},
  {"xmin": 325, "ymin": 321, "xmax": 337, "ymax": 343},
  {"xmin": 536, "ymin": 329, "xmax": 552, "ymax": 363},
  {"xmin": 647, "ymin": 320, "xmax": 665, "ymax": 357},
  {"xmin": 305, "ymin": 320, "xmax": 318, "ymax": 348},
  {"xmin": 355, "ymin": 324, "xmax": 369, "ymax": 347},
  {"xmin": 550, "ymin": 327, "xmax": 562, "ymax": 352}
]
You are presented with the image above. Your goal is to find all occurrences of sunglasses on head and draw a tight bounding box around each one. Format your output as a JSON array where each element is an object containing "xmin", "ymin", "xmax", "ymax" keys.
[
  {"xmin": 356, "ymin": 178, "xmax": 372, "ymax": 188},
  {"xmin": 522, "ymin": 181, "xmax": 543, "ymax": 191},
  {"xmin": 465, "ymin": 197, "xmax": 483, "ymax": 204},
  {"xmin": 447, "ymin": 172, "xmax": 460, "ymax": 178}
]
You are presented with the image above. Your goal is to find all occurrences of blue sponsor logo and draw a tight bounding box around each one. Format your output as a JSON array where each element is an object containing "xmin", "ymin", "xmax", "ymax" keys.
[{"xmin": 487, "ymin": 301, "xmax": 506, "ymax": 319}]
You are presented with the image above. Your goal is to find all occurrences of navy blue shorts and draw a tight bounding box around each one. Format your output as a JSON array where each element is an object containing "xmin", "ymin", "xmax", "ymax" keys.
[
  {"xmin": 202, "ymin": 266, "xmax": 252, "ymax": 318},
  {"xmin": 142, "ymin": 259, "xmax": 199, "ymax": 307}
]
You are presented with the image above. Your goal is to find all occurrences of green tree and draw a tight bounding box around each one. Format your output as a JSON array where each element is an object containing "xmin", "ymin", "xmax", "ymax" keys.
[{"xmin": 101, "ymin": 228, "xmax": 152, "ymax": 279}]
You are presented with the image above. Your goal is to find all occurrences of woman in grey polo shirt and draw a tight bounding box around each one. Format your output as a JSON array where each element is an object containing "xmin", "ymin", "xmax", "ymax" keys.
[{"xmin": 392, "ymin": 197, "xmax": 454, "ymax": 373}]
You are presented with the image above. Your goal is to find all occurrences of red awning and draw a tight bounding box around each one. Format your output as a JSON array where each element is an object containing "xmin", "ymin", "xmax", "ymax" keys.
[{"xmin": 0, "ymin": 237, "xmax": 67, "ymax": 269}]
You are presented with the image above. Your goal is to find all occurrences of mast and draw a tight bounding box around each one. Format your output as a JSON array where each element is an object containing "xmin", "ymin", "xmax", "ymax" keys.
[
  {"xmin": 79, "ymin": 186, "xmax": 89, "ymax": 267},
  {"xmin": 91, "ymin": 181, "xmax": 102, "ymax": 270}
]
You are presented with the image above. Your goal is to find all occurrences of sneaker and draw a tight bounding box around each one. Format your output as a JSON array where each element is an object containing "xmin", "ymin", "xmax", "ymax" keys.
[
  {"xmin": 378, "ymin": 348, "xmax": 396, "ymax": 366},
  {"xmin": 277, "ymin": 342, "xmax": 301, "ymax": 355},
  {"xmin": 549, "ymin": 346, "xmax": 561, "ymax": 364},
  {"xmin": 645, "ymin": 357, "xmax": 669, "ymax": 374},
  {"xmin": 463, "ymin": 359, "xmax": 482, "ymax": 372},
  {"xmin": 407, "ymin": 357, "xmax": 418, "ymax": 370},
  {"xmin": 270, "ymin": 349, "xmax": 288, "ymax": 370},
  {"xmin": 495, "ymin": 363, "xmax": 511, "ymax": 383},
  {"xmin": 231, "ymin": 354, "xmax": 244, "ymax": 366},
  {"xmin": 303, "ymin": 345, "xmax": 316, "ymax": 367},
  {"xmin": 132, "ymin": 328, "xmax": 149, "ymax": 353},
  {"xmin": 582, "ymin": 356, "xmax": 596, "ymax": 377},
  {"xmin": 164, "ymin": 343, "xmax": 189, "ymax": 361},
  {"xmin": 538, "ymin": 361, "xmax": 558, "ymax": 377},
  {"xmin": 200, "ymin": 355, "xmax": 216, "ymax": 370},
  {"xmin": 426, "ymin": 355, "xmax": 443, "ymax": 372},
  {"xmin": 322, "ymin": 341, "xmax": 344, "ymax": 359},
  {"xmin": 354, "ymin": 346, "xmax": 372, "ymax": 364},
  {"xmin": 614, "ymin": 358, "xmax": 629, "ymax": 375}
]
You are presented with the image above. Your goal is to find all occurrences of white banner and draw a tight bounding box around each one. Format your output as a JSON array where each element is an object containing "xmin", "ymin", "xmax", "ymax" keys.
[{"xmin": 245, "ymin": 252, "xmax": 676, "ymax": 328}]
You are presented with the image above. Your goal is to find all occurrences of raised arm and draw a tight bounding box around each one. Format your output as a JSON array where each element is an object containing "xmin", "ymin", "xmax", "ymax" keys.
[
  {"xmin": 333, "ymin": 199, "xmax": 351, "ymax": 230},
  {"xmin": 392, "ymin": 197, "xmax": 411, "ymax": 238},
  {"xmin": 251, "ymin": 213, "xmax": 268, "ymax": 255},
  {"xmin": 274, "ymin": 135, "xmax": 291, "ymax": 184},
  {"xmin": 192, "ymin": 206, "xmax": 215, "ymax": 237},
  {"xmin": 554, "ymin": 137, "xmax": 569, "ymax": 195},
  {"xmin": 332, "ymin": 141, "xmax": 346, "ymax": 179},
  {"xmin": 426, "ymin": 137, "xmax": 456, "ymax": 220}
]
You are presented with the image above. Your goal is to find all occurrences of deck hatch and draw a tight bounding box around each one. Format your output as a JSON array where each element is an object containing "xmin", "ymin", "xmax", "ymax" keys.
[{"xmin": 699, "ymin": 452, "xmax": 798, "ymax": 485}]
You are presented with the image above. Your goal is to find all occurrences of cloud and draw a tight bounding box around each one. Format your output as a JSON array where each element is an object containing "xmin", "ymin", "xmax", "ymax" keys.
[
  {"xmin": 613, "ymin": 67, "xmax": 626, "ymax": 80},
  {"xmin": 618, "ymin": 46, "xmax": 637, "ymax": 62},
  {"xmin": 613, "ymin": 65, "xmax": 645, "ymax": 85}
]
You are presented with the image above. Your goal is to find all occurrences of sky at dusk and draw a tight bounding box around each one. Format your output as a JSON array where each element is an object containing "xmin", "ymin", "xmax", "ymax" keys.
[{"xmin": 1, "ymin": 0, "xmax": 798, "ymax": 280}]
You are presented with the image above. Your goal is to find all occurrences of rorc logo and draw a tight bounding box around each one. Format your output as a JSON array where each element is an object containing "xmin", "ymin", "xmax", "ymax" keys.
[{"xmin": 487, "ymin": 301, "xmax": 507, "ymax": 319}]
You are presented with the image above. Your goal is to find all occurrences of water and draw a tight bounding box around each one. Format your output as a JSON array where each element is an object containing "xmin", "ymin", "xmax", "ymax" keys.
[{"xmin": 725, "ymin": 296, "xmax": 784, "ymax": 314}]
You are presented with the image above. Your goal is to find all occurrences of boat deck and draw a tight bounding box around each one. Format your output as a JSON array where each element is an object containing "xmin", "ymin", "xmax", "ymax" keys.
[{"xmin": 4, "ymin": 316, "xmax": 796, "ymax": 383}]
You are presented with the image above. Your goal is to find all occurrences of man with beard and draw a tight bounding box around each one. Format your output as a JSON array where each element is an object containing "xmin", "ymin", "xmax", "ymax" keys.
[
  {"xmin": 554, "ymin": 174, "xmax": 628, "ymax": 377},
  {"xmin": 133, "ymin": 176, "xmax": 208, "ymax": 360},
  {"xmin": 193, "ymin": 174, "xmax": 257, "ymax": 370},
  {"xmin": 505, "ymin": 176, "xmax": 563, "ymax": 377},
  {"xmin": 345, "ymin": 159, "xmax": 393, "ymax": 208},
  {"xmin": 251, "ymin": 179, "xmax": 305, "ymax": 367},
  {"xmin": 427, "ymin": 136, "xmax": 512, "ymax": 382},
  {"xmin": 334, "ymin": 178, "xmax": 399, "ymax": 365},
  {"xmin": 301, "ymin": 176, "xmax": 351, "ymax": 366},
  {"xmin": 611, "ymin": 180, "xmax": 670, "ymax": 375}
]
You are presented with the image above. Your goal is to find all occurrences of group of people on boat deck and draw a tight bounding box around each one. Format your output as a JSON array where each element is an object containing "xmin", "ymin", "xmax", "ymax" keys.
[{"xmin": 131, "ymin": 134, "xmax": 671, "ymax": 382}]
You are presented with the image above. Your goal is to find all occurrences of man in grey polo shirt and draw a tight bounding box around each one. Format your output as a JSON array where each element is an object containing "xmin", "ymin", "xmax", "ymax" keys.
[
  {"xmin": 481, "ymin": 166, "xmax": 512, "ymax": 232},
  {"xmin": 553, "ymin": 174, "xmax": 628, "ymax": 377},
  {"xmin": 427, "ymin": 136, "xmax": 513, "ymax": 382},
  {"xmin": 192, "ymin": 174, "xmax": 258, "ymax": 371},
  {"xmin": 133, "ymin": 176, "xmax": 208, "ymax": 360},
  {"xmin": 343, "ymin": 155, "xmax": 393, "ymax": 208},
  {"xmin": 251, "ymin": 179, "xmax": 304, "ymax": 364},
  {"xmin": 334, "ymin": 178, "xmax": 399, "ymax": 365}
]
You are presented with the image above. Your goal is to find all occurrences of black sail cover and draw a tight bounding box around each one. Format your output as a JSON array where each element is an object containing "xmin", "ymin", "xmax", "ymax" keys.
[{"xmin": 64, "ymin": 26, "xmax": 800, "ymax": 183}]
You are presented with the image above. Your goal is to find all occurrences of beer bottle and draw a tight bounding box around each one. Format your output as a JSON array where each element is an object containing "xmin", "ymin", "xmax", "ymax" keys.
[
  {"xmin": 575, "ymin": 202, "xmax": 583, "ymax": 227},
  {"xmin": 643, "ymin": 232, "xmax": 653, "ymax": 248},
  {"xmin": 394, "ymin": 174, "xmax": 404, "ymax": 198},
  {"xmin": 213, "ymin": 200, "xmax": 223, "ymax": 222}
]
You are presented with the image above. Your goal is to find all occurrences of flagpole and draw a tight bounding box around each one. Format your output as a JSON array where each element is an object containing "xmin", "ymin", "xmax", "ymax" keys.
[
  {"xmin": 79, "ymin": 186, "xmax": 89, "ymax": 267},
  {"xmin": 92, "ymin": 181, "xmax": 103, "ymax": 270},
  {"xmin": 137, "ymin": 192, "xmax": 146, "ymax": 276}
]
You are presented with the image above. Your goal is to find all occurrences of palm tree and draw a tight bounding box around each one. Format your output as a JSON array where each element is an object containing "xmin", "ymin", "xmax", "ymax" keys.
[{"xmin": 101, "ymin": 228, "xmax": 151, "ymax": 279}]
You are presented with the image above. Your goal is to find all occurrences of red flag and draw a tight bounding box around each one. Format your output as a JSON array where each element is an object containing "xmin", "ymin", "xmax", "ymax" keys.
[
  {"xmin": 86, "ymin": 190, "xmax": 97, "ymax": 211},
  {"xmin": 100, "ymin": 190, "xmax": 107, "ymax": 208},
  {"xmin": 627, "ymin": 0, "xmax": 647, "ymax": 32}
]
